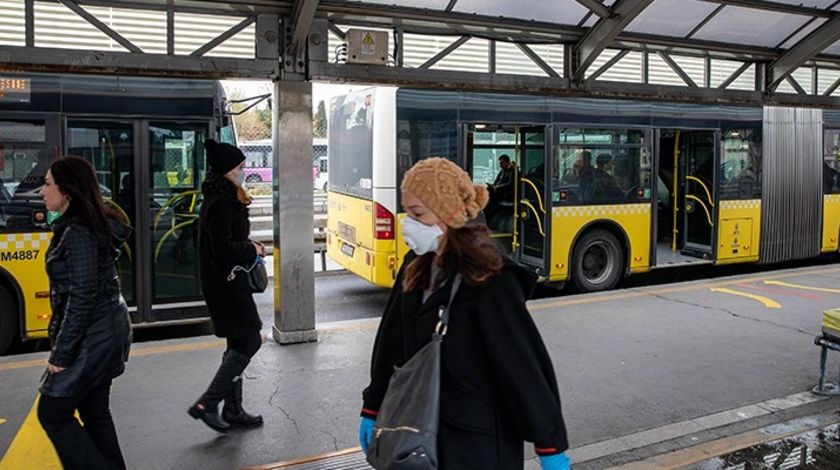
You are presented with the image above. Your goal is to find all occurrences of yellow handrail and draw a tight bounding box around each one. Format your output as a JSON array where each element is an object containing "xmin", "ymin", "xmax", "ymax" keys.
[
  {"xmin": 520, "ymin": 200, "xmax": 545, "ymax": 236},
  {"xmin": 520, "ymin": 177, "xmax": 545, "ymax": 215},
  {"xmin": 153, "ymin": 190, "xmax": 200, "ymax": 231},
  {"xmin": 686, "ymin": 176, "xmax": 714, "ymax": 207},
  {"xmin": 672, "ymin": 130, "xmax": 680, "ymax": 252},
  {"xmin": 154, "ymin": 219, "xmax": 196, "ymax": 261},
  {"xmin": 686, "ymin": 195, "xmax": 714, "ymax": 226}
]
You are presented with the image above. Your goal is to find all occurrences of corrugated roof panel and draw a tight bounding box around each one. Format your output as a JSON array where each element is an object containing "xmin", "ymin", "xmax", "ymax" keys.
[
  {"xmin": 791, "ymin": 67, "xmax": 814, "ymax": 93},
  {"xmin": 648, "ymin": 53, "xmax": 687, "ymax": 86},
  {"xmin": 672, "ymin": 55, "xmax": 706, "ymax": 86},
  {"xmin": 0, "ymin": 0, "xmax": 24, "ymax": 47},
  {"xmin": 591, "ymin": 50, "xmax": 643, "ymax": 83},
  {"xmin": 710, "ymin": 59, "xmax": 755, "ymax": 90},
  {"xmin": 625, "ymin": 0, "xmax": 717, "ymax": 38},
  {"xmin": 818, "ymin": 69, "xmax": 840, "ymax": 95},
  {"xmin": 453, "ymin": 0, "xmax": 589, "ymax": 26},
  {"xmin": 692, "ymin": 6, "xmax": 811, "ymax": 48},
  {"xmin": 494, "ymin": 41, "xmax": 553, "ymax": 76},
  {"xmin": 174, "ymin": 12, "xmax": 254, "ymax": 57}
]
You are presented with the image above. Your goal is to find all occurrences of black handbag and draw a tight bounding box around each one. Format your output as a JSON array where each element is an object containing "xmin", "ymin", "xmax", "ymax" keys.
[
  {"xmin": 226, "ymin": 255, "xmax": 268, "ymax": 293},
  {"xmin": 367, "ymin": 275, "xmax": 462, "ymax": 470}
]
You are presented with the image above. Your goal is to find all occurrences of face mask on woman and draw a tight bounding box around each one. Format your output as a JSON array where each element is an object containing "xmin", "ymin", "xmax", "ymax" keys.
[
  {"xmin": 401, "ymin": 216, "xmax": 443, "ymax": 255},
  {"xmin": 235, "ymin": 171, "xmax": 246, "ymax": 186}
]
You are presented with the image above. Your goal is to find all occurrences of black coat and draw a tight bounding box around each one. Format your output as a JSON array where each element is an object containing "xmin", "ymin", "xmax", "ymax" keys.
[
  {"xmin": 198, "ymin": 176, "xmax": 260, "ymax": 337},
  {"xmin": 363, "ymin": 256, "xmax": 569, "ymax": 469},
  {"xmin": 41, "ymin": 216, "xmax": 133, "ymax": 398}
]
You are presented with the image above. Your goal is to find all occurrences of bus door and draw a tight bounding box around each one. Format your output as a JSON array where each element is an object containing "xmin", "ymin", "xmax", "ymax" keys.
[
  {"xmin": 654, "ymin": 129, "xmax": 716, "ymax": 264},
  {"xmin": 67, "ymin": 120, "xmax": 207, "ymax": 322},
  {"xmin": 515, "ymin": 126, "xmax": 549, "ymax": 273}
]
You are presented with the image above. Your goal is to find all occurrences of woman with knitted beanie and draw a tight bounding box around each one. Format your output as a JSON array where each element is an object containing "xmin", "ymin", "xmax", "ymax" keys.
[{"xmin": 358, "ymin": 157, "xmax": 571, "ymax": 469}]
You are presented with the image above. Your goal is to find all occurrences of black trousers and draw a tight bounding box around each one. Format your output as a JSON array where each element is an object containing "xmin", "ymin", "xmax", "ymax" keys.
[
  {"xmin": 38, "ymin": 379, "xmax": 126, "ymax": 470},
  {"xmin": 227, "ymin": 332, "xmax": 262, "ymax": 358}
]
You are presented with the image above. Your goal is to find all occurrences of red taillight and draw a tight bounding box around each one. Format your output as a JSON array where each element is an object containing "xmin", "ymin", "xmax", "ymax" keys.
[{"xmin": 375, "ymin": 203, "xmax": 395, "ymax": 239}]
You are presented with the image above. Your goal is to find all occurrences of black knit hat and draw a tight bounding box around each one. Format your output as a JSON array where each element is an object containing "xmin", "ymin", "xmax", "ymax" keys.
[{"xmin": 205, "ymin": 139, "xmax": 245, "ymax": 175}]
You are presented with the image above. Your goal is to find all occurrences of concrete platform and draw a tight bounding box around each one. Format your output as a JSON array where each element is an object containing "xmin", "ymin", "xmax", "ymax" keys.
[{"xmin": 3, "ymin": 263, "xmax": 840, "ymax": 469}]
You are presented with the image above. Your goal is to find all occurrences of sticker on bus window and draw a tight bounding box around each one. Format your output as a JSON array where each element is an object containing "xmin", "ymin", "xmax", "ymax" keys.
[
  {"xmin": 360, "ymin": 178, "xmax": 372, "ymax": 189},
  {"xmin": 553, "ymin": 191, "xmax": 560, "ymax": 203}
]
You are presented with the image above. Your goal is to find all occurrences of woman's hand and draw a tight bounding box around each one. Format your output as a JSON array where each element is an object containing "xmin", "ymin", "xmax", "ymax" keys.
[
  {"xmin": 252, "ymin": 240, "xmax": 267, "ymax": 257},
  {"xmin": 47, "ymin": 363, "xmax": 66, "ymax": 374}
]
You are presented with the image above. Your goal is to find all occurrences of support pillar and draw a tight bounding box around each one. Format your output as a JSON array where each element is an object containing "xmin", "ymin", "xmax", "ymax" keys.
[{"xmin": 272, "ymin": 79, "xmax": 317, "ymax": 344}]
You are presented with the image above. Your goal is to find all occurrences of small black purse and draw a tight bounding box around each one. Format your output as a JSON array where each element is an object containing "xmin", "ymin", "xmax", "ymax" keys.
[
  {"xmin": 226, "ymin": 256, "xmax": 268, "ymax": 293},
  {"xmin": 367, "ymin": 275, "xmax": 462, "ymax": 470}
]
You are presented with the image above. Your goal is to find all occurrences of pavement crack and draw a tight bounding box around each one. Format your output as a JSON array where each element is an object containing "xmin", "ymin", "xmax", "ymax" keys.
[
  {"xmin": 269, "ymin": 385, "xmax": 301, "ymax": 434},
  {"xmin": 648, "ymin": 293, "xmax": 814, "ymax": 337}
]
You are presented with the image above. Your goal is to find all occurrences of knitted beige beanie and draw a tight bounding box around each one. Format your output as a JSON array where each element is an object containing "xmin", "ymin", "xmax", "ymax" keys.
[{"xmin": 401, "ymin": 157, "xmax": 489, "ymax": 229}]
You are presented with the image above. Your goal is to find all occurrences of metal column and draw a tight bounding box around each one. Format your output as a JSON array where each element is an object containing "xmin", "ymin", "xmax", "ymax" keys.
[{"xmin": 272, "ymin": 80, "xmax": 317, "ymax": 344}]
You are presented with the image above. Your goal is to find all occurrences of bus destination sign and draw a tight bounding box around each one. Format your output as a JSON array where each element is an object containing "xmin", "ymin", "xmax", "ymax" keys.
[{"xmin": 0, "ymin": 77, "xmax": 31, "ymax": 103}]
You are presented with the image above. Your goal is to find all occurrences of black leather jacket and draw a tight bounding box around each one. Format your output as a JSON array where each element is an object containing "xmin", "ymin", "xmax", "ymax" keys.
[{"xmin": 41, "ymin": 215, "xmax": 133, "ymax": 398}]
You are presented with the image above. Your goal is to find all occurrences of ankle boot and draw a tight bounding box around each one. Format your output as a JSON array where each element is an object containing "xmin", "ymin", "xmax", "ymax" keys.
[
  {"xmin": 222, "ymin": 377, "xmax": 263, "ymax": 428},
  {"xmin": 188, "ymin": 402, "xmax": 230, "ymax": 433},
  {"xmin": 190, "ymin": 350, "xmax": 250, "ymax": 432}
]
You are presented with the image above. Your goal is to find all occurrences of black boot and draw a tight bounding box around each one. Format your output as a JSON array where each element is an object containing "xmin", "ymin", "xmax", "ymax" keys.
[
  {"xmin": 189, "ymin": 350, "xmax": 250, "ymax": 432},
  {"xmin": 222, "ymin": 376, "xmax": 263, "ymax": 428}
]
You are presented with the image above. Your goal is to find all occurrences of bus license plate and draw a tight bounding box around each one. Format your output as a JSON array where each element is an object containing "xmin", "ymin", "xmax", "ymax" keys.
[{"xmin": 340, "ymin": 242, "xmax": 355, "ymax": 258}]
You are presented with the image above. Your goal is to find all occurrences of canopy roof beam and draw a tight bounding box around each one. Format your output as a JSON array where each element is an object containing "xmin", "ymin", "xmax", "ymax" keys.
[
  {"xmin": 57, "ymin": 0, "xmax": 143, "ymax": 53},
  {"xmin": 768, "ymin": 15, "xmax": 840, "ymax": 91},
  {"xmin": 287, "ymin": 0, "xmax": 321, "ymax": 70},
  {"xmin": 572, "ymin": 0, "xmax": 655, "ymax": 82},
  {"xmin": 574, "ymin": 0, "xmax": 613, "ymax": 18}
]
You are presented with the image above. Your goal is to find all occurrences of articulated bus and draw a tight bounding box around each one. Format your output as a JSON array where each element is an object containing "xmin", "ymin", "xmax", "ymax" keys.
[
  {"xmin": 326, "ymin": 87, "xmax": 840, "ymax": 291},
  {"xmin": 0, "ymin": 72, "xmax": 235, "ymax": 354}
]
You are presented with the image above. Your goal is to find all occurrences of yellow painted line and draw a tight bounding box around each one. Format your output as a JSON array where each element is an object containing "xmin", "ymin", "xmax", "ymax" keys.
[
  {"xmin": 764, "ymin": 280, "xmax": 840, "ymax": 294},
  {"xmin": 709, "ymin": 288, "xmax": 781, "ymax": 309},
  {"xmin": 530, "ymin": 265, "xmax": 840, "ymax": 312},
  {"xmin": 0, "ymin": 339, "xmax": 225, "ymax": 373},
  {"xmin": 0, "ymin": 396, "xmax": 61, "ymax": 469},
  {"xmin": 606, "ymin": 416, "xmax": 840, "ymax": 469}
]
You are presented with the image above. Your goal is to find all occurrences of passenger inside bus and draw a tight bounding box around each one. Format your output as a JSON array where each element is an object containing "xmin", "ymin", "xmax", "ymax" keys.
[{"xmin": 486, "ymin": 154, "xmax": 516, "ymax": 233}]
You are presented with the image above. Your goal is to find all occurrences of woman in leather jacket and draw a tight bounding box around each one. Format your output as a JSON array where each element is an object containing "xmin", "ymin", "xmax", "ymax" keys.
[
  {"xmin": 358, "ymin": 158, "xmax": 571, "ymax": 470},
  {"xmin": 37, "ymin": 156, "xmax": 132, "ymax": 470},
  {"xmin": 187, "ymin": 139, "xmax": 266, "ymax": 432}
]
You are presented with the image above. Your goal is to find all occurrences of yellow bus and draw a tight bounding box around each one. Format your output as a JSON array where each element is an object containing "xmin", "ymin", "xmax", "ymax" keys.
[
  {"xmin": 0, "ymin": 72, "xmax": 235, "ymax": 354},
  {"xmin": 326, "ymin": 88, "xmax": 840, "ymax": 291}
]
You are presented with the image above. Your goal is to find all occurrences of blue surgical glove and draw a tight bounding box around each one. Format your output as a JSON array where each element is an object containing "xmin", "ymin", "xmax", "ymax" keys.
[
  {"xmin": 359, "ymin": 417, "xmax": 376, "ymax": 455},
  {"xmin": 539, "ymin": 452, "xmax": 571, "ymax": 470}
]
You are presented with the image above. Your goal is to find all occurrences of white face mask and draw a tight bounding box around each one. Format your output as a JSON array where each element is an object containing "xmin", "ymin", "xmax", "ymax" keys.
[
  {"xmin": 401, "ymin": 216, "xmax": 443, "ymax": 255},
  {"xmin": 235, "ymin": 170, "xmax": 245, "ymax": 186}
]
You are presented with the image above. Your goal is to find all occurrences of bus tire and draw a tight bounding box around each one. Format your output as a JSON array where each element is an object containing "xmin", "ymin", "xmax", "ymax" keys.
[
  {"xmin": 0, "ymin": 286, "xmax": 17, "ymax": 355},
  {"xmin": 246, "ymin": 174, "xmax": 261, "ymax": 183},
  {"xmin": 572, "ymin": 229, "xmax": 623, "ymax": 292}
]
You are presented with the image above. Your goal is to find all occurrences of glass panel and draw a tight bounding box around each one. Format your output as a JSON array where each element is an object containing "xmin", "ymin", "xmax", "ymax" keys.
[
  {"xmin": 825, "ymin": 39, "xmax": 840, "ymax": 56},
  {"xmin": 328, "ymin": 90, "xmax": 375, "ymax": 198},
  {"xmin": 825, "ymin": 129, "xmax": 840, "ymax": 195},
  {"xmin": 519, "ymin": 129, "xmax": 546, "ymax": 261},
  {"xmin": 780, "ymin": 18, "xmax": 826, "ymax": 49},
  {"xmin": 773, "ymin": 0, "xmax": 836, "ymax": 7},
  {"xmin": 719, "ymin": 127, "xmax": 761, "ymax": 200},
  {"xmin": 67, "ymin": 122, "xmax": 136, "ymax": 304},
  {"xmin": 625, "ymin": 0, "xmax": 717, "ymax": 37},
  {"xmin": 149, "ymin": 122, "xmax": 206, "ymax": 303},
  {"xmin": 692, "ymin": 6, "xmax": 810, "ymax": 48},
  {"xmin": 356, "ymin": 0, "xmax": 450, "ymax": 9},
  {"xmin": 0, "ymin": 120, "xmax": 54, "ymax": 232},
  {"xmin": 683, "ymin": 132, "xmax": 716, "ymax": 251},
  {"xmin": 453, "ymin": 0, "xmax": 589, "ymax": 25}
]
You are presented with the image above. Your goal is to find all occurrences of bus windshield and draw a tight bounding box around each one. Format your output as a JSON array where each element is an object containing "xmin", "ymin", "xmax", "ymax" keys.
[{"xmin": 328, "ymin": 90, "xmax": 374, "ymax": 199}]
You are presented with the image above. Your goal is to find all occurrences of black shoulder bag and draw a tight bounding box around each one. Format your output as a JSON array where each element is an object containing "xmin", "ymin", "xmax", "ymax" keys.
[
  {"xmin": 367, "ymin": 274, "xmax": 462, "ymax": 470},
  {"xmin": 226, "ymin": 255, "xmax": 268, "ymax": 293}
]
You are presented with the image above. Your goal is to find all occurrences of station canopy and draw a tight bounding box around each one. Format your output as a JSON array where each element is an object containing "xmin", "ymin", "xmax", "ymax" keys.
[{"xmin": 0, "ymin": 0, "xmax": 839, "ymax": 106}]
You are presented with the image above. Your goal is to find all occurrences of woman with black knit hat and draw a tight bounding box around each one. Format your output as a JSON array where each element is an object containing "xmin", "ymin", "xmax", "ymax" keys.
[
  {"xmin": 358, "ymin": 157, "xmax": 571, "ymax": 469},
  {"xmin": 188, "ymin": 139, "xmax": 265, "ymax": 432}
]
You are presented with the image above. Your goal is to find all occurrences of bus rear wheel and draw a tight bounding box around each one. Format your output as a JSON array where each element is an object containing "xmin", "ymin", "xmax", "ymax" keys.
[
  {"xmin": 572, "ymin": 229, "xmax": 623, "ymax": 292},
  {"xmin": 0, "ymin": 286, "xmax": 18, "ymax": 355},
  {"xmin": 246, "ymin": 174, "xmax": 262, "ymax": 183}
]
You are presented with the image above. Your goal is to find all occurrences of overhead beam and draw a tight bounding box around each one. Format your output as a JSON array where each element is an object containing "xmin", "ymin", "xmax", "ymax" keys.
[
  {"xmin": 309, "ymin": 62, "xmax": 840, "ymax": 108},
  {"xmin": 574, "ymin": 0, "xmax": 612, "ymax": 18},
  {"xmin": 57, "ymin": 0, "xmax": 143, "ymax": 53},
  {"xmin": 824, "ymin": 74, "xmax": 840, "ymax": 96},
  {"xmin": 572, "ymin": 0, "xmax": 655, "ymax": 82},
  {"xmin": 768, "ymin": 16, "xmax": 840, "ymax": 90},
  {"xmin": 288, "ymin": 0, "xmax": 321, "ymax": 60},
  {"xmin": 190, "ymin": 15, "xmax": 256, "ymax": 57},
  {"xmin": 0, "ymin": 45, "xmax": 279, "ymax": 79}
]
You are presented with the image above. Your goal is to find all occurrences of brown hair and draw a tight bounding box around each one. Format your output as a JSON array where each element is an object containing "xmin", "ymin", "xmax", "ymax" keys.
[{"xmin": 402, "ymin": 224, "xmax": 503, "ymax": 292}]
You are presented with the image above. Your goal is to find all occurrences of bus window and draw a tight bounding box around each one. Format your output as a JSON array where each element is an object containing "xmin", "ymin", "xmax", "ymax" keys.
[
  {"xmin": 824, "ymin": 128, "xmax": 840, "ymax": 195},
  {"xmin": 328, "ymin": 92, "xmax": 375, "ymax": 197},
  {"xmin": 720, "ymin": 127, "xmax": 762, "ymax": 200},
  {"xmin": 0, "ymin": 120, "xmax": 52, "ymax": 232}
]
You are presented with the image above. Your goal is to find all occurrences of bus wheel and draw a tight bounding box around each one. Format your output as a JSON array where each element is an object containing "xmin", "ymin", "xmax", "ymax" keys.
[
  {"xmin": 572, "ymin": 229, "xmax": 623, "ymax": 292},
  {"xmin": 246, "ymin": 174, "xmax": 261, "ymax": 183},
  {"xmin": 0, "ymin": 287, "xmax": 17, "ymax": 355}
]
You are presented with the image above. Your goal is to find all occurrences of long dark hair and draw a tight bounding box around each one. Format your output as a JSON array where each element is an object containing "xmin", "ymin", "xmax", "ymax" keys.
[
  {"xmin": 49, "ymin": 156, "xmax": 115, "ymax": 248},
  {"xmin": 403, "ymin": 224, "xmax": 503, "ymax": 292}
]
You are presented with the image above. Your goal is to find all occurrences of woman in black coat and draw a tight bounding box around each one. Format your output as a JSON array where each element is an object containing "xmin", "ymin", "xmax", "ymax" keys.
[
  {"xmin": 359, "ymin": 158, "xmax": 571, "ymax": 469},
  {"xmin": 188, "ymin": 139, "xmax": 265, "ymax": 432},
  {"xmin": 37, "ymin": 156, "xmax": 133, "ymax": 470}
]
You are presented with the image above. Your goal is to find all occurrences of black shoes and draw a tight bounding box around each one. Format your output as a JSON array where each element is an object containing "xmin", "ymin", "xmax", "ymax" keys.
[{"xmin": 188, "ymin": 403, "xmax": 231, "ymax": 433}]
